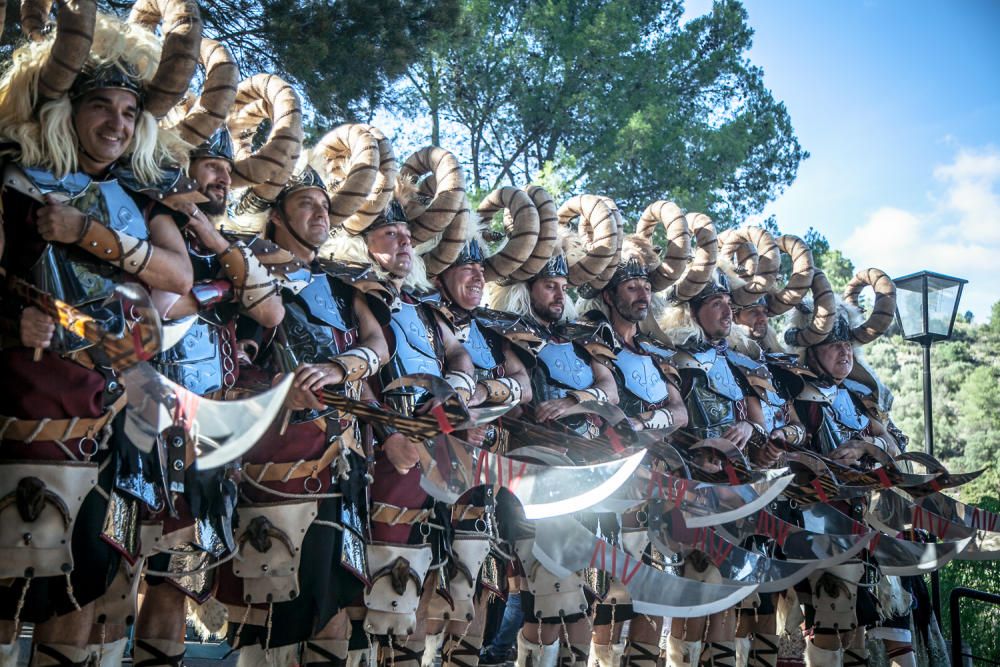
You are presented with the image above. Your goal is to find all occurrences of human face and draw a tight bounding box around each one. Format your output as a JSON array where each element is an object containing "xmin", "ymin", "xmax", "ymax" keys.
[
  {"xmin": 73, "ymin": 89, "xmax": 138, "ymax": 173},
  {"xmin": 440, "ymin": 263, "xmax": 485, "ymax": 310},
  {"xmin": 605, "ymin": 278, "xmax": 651, "ymax": 324},
  {"xmin": 276, "ymin": 189, "xmax": 330, "ymax": 249},
  {"xmin": 812, "ymin": 341, "xmax": 854, "ymax": 382},
  {"xmin": 529, "ymin": 277, "xmax": 568, "ymax": 324},
  {"xmin": 694, "ymin": 293, "xmax": 732, "ymax": 341},
  {"xmin": 734, "ymin": 305, "xmax": 768, "ymax": 341},
  {"xmin": 190, "ymin": 157, "xmax": 232, "ymax": 216},
  {"xmin": 366, "ymin": 223, "xmax": 413, "ymax": 277}
]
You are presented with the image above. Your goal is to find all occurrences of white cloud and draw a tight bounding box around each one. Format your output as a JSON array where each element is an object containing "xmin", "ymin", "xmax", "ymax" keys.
[{"xmin": 842, "ymin": 146, "xmax": 1000, "ymax": 320}]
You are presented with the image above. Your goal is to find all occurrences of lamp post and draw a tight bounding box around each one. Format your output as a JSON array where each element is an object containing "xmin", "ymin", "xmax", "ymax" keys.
[{"xmin": 893, "ymin": 270, "xmax": 968, "ymax": 622}]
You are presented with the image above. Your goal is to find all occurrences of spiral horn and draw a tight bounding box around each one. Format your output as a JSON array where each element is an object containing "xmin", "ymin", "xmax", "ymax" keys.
[
  {"xmin": 844, "ymin": 268, "xmax": 897, "ymax": 344},
  {"xmin": 636, "ymin": 201, "xmax": 691, "ymax": 292}
]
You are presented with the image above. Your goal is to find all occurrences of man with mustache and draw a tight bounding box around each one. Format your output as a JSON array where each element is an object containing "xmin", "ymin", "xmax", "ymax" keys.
[
  {"xmin": 132, "ymin": 128, "xmax": 285, "ymax": 666},
  {"xmin": 213, "ymin": 165, "xmax": 390, "ymax": 667},
  {"xmin": 576, "ymin": 244, "xmax": 690, "ymax": 667},
  {"xmin": 659, "ymin": 270, "xmax": 770, "ymax": 666},
  {"xmin": 488, "ymin": 249, "xmax": 619, "ymax": 667}
]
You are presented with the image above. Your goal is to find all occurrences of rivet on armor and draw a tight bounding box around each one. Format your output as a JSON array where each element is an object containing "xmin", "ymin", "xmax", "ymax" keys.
[
  {"xmin": 91, "ymin": 241, "xmax": 98, "ymax": 247},
  {"xmin": 172, "ymin": 460, "xmax": 184, "ymax": 471},
  {"xmin": 261, "ymin": 564, "xmax": 269, "ymax": 572},
  {"xmin": 61, "ymin": 562, "xmax": 71, "ymax": 573},
  {"xmin": 171, "ymin": 436, "xmax": 184, "ymax": 448},
  {"xmin": 22, "ymin": 533, "xmax": 31, "ymax": 545},
  {"xmin": 391, "ymin": 601, "xmax": 398, "ymax": 608},
  {"xmin": 266, "ymin": 594, "xmax": 274, "ymax": 602}
]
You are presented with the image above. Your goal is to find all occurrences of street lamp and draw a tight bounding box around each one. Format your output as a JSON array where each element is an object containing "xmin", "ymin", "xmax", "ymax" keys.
[{"xmin": 893, "ymin": 270, "xmax": 968, "ymax": 624}]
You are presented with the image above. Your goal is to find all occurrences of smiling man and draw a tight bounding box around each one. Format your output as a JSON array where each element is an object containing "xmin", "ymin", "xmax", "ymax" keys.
[
  {"xmin": 214, "ymin": 165, "xmax": 390, "ymax": 667},
  {"xmin": 0, "ymin": 11, "xmax": 197, "ymax": 665}
]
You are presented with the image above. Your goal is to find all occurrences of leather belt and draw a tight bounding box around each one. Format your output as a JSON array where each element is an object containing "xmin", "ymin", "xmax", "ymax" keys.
[{"xmin": 0, "ymin": 393, "xmax": 127, "ymax": 443}]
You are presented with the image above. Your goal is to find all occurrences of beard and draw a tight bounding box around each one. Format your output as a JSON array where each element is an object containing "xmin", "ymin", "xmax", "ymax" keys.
[
  {"xmin": 612, "ymin": 295, "xmax": 648, "ymax": 323},
  {"xmin": 198, "ymin": 195, "xmax": 228, "ymax": 217},
  {"xmin": 532, "ymin": 300, "xmax": 564, "ymax": 323}
]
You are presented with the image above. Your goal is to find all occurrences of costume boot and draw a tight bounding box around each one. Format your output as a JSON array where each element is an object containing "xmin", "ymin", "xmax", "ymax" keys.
[
  {"xmin": 30, "ymin": 643, "xmax": 91, "ymax": 667},
  {"xmin": 886, "ymin": 645, "xmax": 915, "ymax": 667},
  {"xmin": 88, "ymin": 637, "xmax": 128, "ymax": 667},
  {"xmin": 0, "ymin": 643, "xmax": 18, "ymax": 667},
  {"xmin": 133, "ymin": 639, "xmax": 186, "ymax": 667},
  {"xmin": 387, "ymin": 636, "xmax": 426, "ymax": 667},
  {"xmin": 733, "ymin": 637, "xmax": 750, "ymax": 667},
  {"xmin": 236, "ymin": 643, "xmax": 300, "ymax": 667},
  {"xmin": 664, "ymin": 636, "xmax": 701, "ymax": 667},
  {"xmin": 748, "ymin": 634, "xmax": 778, "ymax": 667},
  {"xmin": 590, "ymin": 643, "xmax": 618, "ymax": 667},
  {"xmin": 421, "ymin": 633, "xmax": 446, "ymax": 667},
  {"xmin": 302, "ymin": 639, "xmax": 350, "ymax": 666},
  {"xmin": 557, "ymin": 643, "xmax": 589, "ymax": 667},
  {"xmin": 516, "ymin": 631, "xmax": 559, "ymax": 667},
  {"xmin": 347, "ymin": 649, "xmax": 370, "ymax": 667},
  {"xmin": 803, "ymin": 641, "xmax": 842, "ymax": 667},
  {"xmin": 841, "ymin": 647, "xmax": 867, "ymax": 666},
  {"xmin": 443, "ymin": 633, "xmax": 484, "ymax": 667},
  {"xmin": 621, "ymin": 640, "xmax": 659, "ymax": 667},
  {"xmin": 700, "ymin": 641, "xmax": 737, "ymax": 667}
]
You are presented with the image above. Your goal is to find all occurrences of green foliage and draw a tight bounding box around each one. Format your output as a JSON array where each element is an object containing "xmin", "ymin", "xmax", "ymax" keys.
[
  {"xmin": 391, "ymin": 0, "xmax": 807, "ymax": 227},
  {"xmin": 803, "ymin": 227, "xmax": 855, "ymax": 293}
]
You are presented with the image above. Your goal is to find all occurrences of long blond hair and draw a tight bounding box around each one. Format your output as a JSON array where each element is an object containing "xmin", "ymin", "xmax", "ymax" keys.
[
  {"xmin": 325, "ymin": 231, "xmax": 433, "ymax": 292},
  {"xmin": 0, "ymin": 14, "xmax": 190, "ymax": 183}
]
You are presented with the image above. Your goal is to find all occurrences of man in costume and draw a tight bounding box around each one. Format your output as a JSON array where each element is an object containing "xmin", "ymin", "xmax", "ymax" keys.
[
  {"xmin": 0, "ymin": 6, "xmax": 199, "ymax": 664},
  {"xmin": 132, "ymin": 127, "xmax": 286, "ymax": 666},
  {"xmin": 659, "ymin": 249, "xmax": 771, "ymax": 666},
  {"xmin": 488, "ymin": 197, "xmax": 621, "ymax": 667},
  {"xmin": 213, "ymin": 156, "xmax": 391, "ymax": 667},
  {"xmin": 326, "ymin": 145, "xmax": 486, "ymax": 666},
  {"xmin": 784, "ymin": 270, "xmax": 902, "ymax": 667},
  {"xmin": 576, "ymin": 232, "xmax": 689, "ymax": 667},
  {"xmin": 424, "ymin": 186, "xmax": 542, "ymax": 667}
]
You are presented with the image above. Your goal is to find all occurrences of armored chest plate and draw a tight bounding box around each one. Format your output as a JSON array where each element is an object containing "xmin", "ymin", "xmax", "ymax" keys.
[
  {"xmin": 692, "ymin": 349, "xmax": 744, "ymax": 402},
  {"xmin": 830, "ymin": 386, "xmax": 869, "ymax": 431},
  {"xmin": 388, "ymin": 302, "xmax": 441, "ymax": 375},
  {"xmin": 95, "ymin": 180, "xmax": 146, "ymax": 238},
  {"xmin": 462, "ymin": 320, "xmax": 502, "ymax": 372},
  {"xmin": 296, "ymin": 274, "xmax": 351, "ymax": 331},
  {"xmin": 538, "ymin": 341, "xmax": 594, "ymax": 390},
  {"xmin": 281, "ymin": 301, "xmax": 349, "ymax": 365},
  {"xmin": 156, "ymin": 318, "xmax": 225, "ymax": 395},
  {"xmin": 614, "ymin": 347, "xmax": 669, "ymax": 404}
]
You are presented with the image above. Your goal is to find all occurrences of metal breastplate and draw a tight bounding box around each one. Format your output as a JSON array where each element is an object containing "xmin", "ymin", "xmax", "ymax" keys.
[
  {"xmin": 760, "ymin": 389, "xmax": 788, "ymax": 433},
  {"xmin": 809, "ymin": 383, "xmax": 870, "ymax": 455},
  {"xmin": 281, "ymin": 281, "xmax": 355, "ymax": 365},
  {"xmin": 537, "ymin": 341, "xmax": 594, "ymax": 391},
  {"xmin": 154, "ymin": 317, "xmax": 226, "ymax": 395},
  {"xmin": 386, "ymin": 301, "xmax": 442, "ymax": 376},
  {"xmin": 613, "ymin": 347, "xmax": 670, "ymax": 406},
  {"xmin": 685, "ymin": 372, "xmax": 737, "ymax": 436},
  {"xmin": 699, "ymin": 349, "xmax": 745, "ymax": 402},
  {"xmin": 22, "ymin": 168, "xmax": 148, "ymax": 353},
  {"xmin": 381, "ymin": 301, "xmax": 443, "ymax": 415},
  {"xmin": 461, "ymin": 319, "xmax": 502, "ymax": 377}
]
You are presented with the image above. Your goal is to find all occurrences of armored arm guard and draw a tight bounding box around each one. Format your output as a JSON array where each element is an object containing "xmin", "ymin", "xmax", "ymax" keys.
[
  {"xmin": 217, "ymin": 240, "xmax": 279, "ymax": 312},
  {"xmin": 478, "ymin": 376, "xmax": 524, "ymax": 406},
  {"xmin": 330, "ymin": 345, "xmax": 381, "ymax": 382},
  {"xmin": 76, "ymin": 215, "xmax": 153, "ymax": 275}
]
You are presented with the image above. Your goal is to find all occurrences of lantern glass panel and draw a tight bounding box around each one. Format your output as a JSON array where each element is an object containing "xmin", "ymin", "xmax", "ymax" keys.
[{"xmin": 926, "ymin": 274, "xmax": 962, "ymax": 337}]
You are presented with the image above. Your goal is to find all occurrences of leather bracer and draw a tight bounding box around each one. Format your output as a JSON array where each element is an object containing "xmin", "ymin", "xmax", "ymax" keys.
[{"xmin": 218, "ymin": 241, "xmax": 279, "ymax": 311}]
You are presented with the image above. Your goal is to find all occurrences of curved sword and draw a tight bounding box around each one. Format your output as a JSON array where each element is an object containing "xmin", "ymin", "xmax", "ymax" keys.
[
  {"xmin": 800, "ymin": 504, "xmax": 971, "ymax": 575},
  {"xmin": 869, "ymin": 489, "xmax": 1000, "ymax": 560},
  {"xmin": 530, "ymin": 516, "xmax": 758, "ymax": 618},
  {"xmin": 417, "ymin": 434, "xmax": 646, "ymax": 519},
  {"xmin": 120, "ymin": 361, "xmax": 293, "ymax": 465},
  {"xmin": 647, "ymin": 508, "xmax": 819, "ymax": 593},
  {"xmin": 718, "ymin": 509, "xmax": 874, "ymax": 566}
]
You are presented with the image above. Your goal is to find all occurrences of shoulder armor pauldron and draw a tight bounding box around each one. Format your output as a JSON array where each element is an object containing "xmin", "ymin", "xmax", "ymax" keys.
[
  {"xmin": 111, "ymin": 163, "xmax": 202, "ymax": 203},
  {"xmin": 797, "ymin": 379, "xmax": 838, "ymax": 404}
]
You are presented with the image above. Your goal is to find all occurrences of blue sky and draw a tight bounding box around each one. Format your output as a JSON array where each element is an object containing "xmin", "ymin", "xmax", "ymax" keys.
[{"xmin": 693, "ymin": 0, "xmax": 1000, "ymax": 318}]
